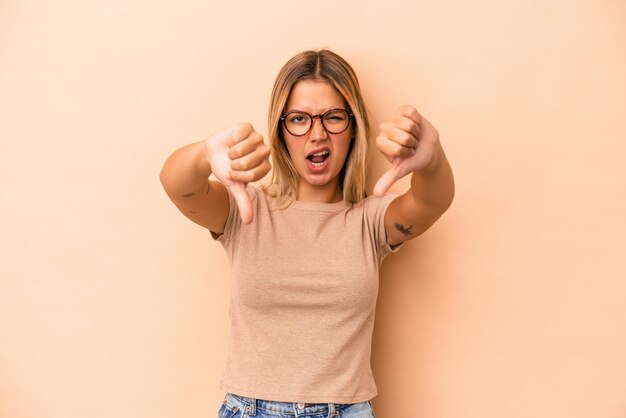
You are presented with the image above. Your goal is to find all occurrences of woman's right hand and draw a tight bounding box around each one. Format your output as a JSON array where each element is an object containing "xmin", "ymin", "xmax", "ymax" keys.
[{"xmin": 205, "ymin": 123, "xmax": 271, "ymax": 224}]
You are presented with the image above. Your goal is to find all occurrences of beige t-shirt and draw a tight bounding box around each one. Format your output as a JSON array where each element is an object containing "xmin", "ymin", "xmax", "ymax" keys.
[{"xmin": 213, "ymin": 185, "xmax": 402, "ymax": 404}]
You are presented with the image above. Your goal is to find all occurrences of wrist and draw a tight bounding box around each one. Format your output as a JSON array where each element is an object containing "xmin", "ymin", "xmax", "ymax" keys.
[
  {"xmin": 416, "ymin": 143, "xmax": 444, "ymax": 176},
  {"xmin": 197, "ymin": 139, "xmax": 213, "ymax": 177}
]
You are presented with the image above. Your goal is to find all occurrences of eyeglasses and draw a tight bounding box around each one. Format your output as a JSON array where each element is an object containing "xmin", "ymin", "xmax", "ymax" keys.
[{"xmin": 280, "ymin": 108, "xmax": 353, "ymax": 137}]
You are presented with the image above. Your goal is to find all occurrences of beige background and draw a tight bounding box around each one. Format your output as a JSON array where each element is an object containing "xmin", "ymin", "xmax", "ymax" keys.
[{"xmin": 1, "ymin": 1, "xmax": 625, "ymax": 417}]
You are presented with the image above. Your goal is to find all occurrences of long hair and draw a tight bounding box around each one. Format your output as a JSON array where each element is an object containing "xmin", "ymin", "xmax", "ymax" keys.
[{"xmin": 263, "ymin": 49, "xmax": 370, "ymax": 206}]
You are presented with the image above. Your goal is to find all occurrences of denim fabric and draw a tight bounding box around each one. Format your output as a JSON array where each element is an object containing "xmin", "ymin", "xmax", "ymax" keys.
[{"xmin": 218, "ymin": 393, "xmax": 376, "ymax": 418}]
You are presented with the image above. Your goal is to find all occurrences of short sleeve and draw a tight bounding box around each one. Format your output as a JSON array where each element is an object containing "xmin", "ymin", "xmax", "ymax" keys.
[
  {"xmin": 363, "ymin": 193, "xmax": 404, "ymax": 263},
  {"xmin": 210, "ymin": 184, "xmax": 258, "ymax": 246}
]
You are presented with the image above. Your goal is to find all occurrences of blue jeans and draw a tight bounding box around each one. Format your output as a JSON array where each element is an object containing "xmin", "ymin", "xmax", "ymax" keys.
[{"xmin": 218, "ymin": 392, "xmax": 377, "ymax": 418}]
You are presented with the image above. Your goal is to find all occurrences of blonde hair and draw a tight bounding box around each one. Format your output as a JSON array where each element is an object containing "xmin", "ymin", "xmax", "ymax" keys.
[{"xmin": 263, "ymin": 49, "xmax": 371, "ymax": 206}]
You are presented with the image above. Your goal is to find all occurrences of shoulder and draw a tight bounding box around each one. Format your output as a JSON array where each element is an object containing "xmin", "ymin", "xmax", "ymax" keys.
[
  {"xmin": 352, "ymin": 193, "xmax": 404, "ymax": 259},
  {"xmin": 354, "ymin": 193, "xmax": 400, "ymax": 218}
]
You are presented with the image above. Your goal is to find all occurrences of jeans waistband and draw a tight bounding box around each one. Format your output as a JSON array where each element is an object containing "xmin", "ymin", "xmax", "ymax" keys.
[{"xmin": 226, "ymin": 392, "xmax": 347, "ymax": 417}]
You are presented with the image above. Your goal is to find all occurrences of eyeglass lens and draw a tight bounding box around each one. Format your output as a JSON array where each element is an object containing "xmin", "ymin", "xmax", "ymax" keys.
[{"xmin": 283, "ymin": 109, "xmax": 351, "ymax": 136}]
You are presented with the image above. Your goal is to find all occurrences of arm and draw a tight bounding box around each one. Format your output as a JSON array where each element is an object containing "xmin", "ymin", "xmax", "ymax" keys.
[
  {"xmin": 159, "ymin": 140, "xmax": 230, "ymax": 234},
  {"xmin": 159, "ymin": 123, "xmax": 271, "ymax": 233},
  {"xmin": 373, "ymin": 105, "xmax": 455, "ymax": 246}
]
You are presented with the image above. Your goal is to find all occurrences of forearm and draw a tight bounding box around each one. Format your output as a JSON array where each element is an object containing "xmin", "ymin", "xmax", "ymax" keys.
[
  {"xmin": 409, "ymin": 142, "xmax": 455, "ymax": 214},
  {"xmin": 159, "ymin": 140, "xmax": 212, "ymax": 201}
]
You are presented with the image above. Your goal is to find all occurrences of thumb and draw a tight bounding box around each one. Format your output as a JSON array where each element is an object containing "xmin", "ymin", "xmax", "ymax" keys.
[
  {"xmin": 373, "ymin": 165, "xmax": 403, "ymax": 197},
  {"xmin": 228, "ymin": 182, "xmax": 254, "ymax": 224}
]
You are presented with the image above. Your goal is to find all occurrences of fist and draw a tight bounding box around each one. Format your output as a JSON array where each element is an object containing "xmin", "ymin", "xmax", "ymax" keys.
[
  {"xmin": 373, "ymin": 105, "xmax": 439, "ymax": 196},
  {"xmin": 205, "ymin": 123, "xmax": 271, "ymax": 224}
]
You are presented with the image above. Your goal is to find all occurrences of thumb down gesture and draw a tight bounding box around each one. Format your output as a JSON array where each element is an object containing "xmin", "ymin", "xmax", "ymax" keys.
[
  {"xmin": 205, "ymin": 123, "xmax": 271, "ymax": 224},
  {"xmin": 373, "ymin": 105, "xmax": 440, "ymax": 197}
]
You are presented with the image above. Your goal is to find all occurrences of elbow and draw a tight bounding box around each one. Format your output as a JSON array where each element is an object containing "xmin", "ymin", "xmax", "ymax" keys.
[
  {"xmin": 441, "ymin": 178, "xmax": 455, "ymax": 215},
  {"xmin": 158, "ymin": 168, "xmax": 166, "ymax": 189},
  {"xmin": 159, "ymin": 164, "xmax": 172, "ymax": 195},
  {"xmin": 442, "ymin": 166, "xmax": 456, "ymax": 211},
  {"xmin": 159, "ymin": 168, "xmax": 166, "ymax": 186},
  {"xmin": 446, "ymin": 179, "xmax": 455, "ymax": 210}
]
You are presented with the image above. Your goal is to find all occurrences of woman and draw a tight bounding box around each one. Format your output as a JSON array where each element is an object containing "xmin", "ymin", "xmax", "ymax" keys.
[{"xmin": 160, "ymin": 49, "xmax": 454, "ymax": 418}]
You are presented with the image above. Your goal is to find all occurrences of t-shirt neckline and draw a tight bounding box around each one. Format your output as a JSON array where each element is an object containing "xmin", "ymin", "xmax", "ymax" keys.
[{"xmin": 289, "ymin": 199, "xmax": 351, "ymax": 212}]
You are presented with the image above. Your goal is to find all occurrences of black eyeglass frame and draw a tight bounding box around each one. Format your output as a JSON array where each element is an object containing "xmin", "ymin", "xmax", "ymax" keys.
[{"xmin": 279, "ymin": 108, "xmax": 354, "ymax": 137}]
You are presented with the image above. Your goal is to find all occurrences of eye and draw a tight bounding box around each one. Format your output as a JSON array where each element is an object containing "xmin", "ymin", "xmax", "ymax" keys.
[
  {"xmin": 288, "ymin": 113, "xmax": 309, "ymax": 124},
  {"xmin": 324, "ymin": 110, "xmax": 348, "ymax": 123}
]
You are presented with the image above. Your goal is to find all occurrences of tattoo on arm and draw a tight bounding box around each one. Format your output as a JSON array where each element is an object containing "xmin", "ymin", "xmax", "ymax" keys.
[
  {"xmin": 182, "ymin": 182, "xmax": 209, "ymax": 199},
  {"xmin": 394, "ymin": 222, "xmax": 414, "ymax": 237}
]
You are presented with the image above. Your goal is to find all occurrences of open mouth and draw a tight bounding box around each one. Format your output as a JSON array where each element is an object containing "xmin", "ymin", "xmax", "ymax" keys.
[{"xmin": 306, "ymin": 150, "xmax": 330, "ymax": 166}]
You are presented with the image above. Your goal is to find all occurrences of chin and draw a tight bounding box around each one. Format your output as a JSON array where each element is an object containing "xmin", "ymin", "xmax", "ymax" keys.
[
  {"xmin": 304, "ymin": 174, "xmax": 333, "ymax": 186},
  {"xmin": 295, "ymin": 160, "xmax": 343, "ymax": 189}
]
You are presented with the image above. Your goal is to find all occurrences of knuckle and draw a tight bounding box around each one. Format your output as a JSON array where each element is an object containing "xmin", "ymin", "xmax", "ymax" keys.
[
  {"xmin": 228, "ymin": 146, "xmax": 241, "ymax": 159},
  {"xmin": 234, "ymin": 122, "xmax": 253, "ymax": 140},
  {"xmin": 230, "ymin": 159, "xmax": 241, "ymax": 171},
  {"xmin": 233, "ymin": 172, "xmax": 244, "ymax": 182},
  {"xmin": 401, "ymin": 132, "xmax": 415, "ymax": 146},
  {"xmin": 239, "ymin": 122, "xmax": 253, "ymax": 131},
  {"xmin": 394, "ymin": 143, "xmax": 404, "ymax": 154},
  {"xmin": 397, "ymin": 104, "xmax": 410, "ymax": 114},
  {"xmin": 400, "ymin": 105, "xmax": 419, "ymax": 120},
  {"xmin": 404, "ymin": 119, "xmax": 417, "ymax": 132},
  {"xmin": 249, "ymin": 132, "xmax": 261, "ymax": 143}
]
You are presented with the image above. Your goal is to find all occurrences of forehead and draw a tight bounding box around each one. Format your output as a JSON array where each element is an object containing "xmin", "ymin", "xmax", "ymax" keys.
[{"xmin": 285, "ymin": 79, "xmax": 347, "ymax": 112}]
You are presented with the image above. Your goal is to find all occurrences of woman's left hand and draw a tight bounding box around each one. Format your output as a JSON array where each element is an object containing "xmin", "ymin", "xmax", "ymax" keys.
[{"xmin": 373, "ymin": 105, "xmax": 440, "ymax": 196}]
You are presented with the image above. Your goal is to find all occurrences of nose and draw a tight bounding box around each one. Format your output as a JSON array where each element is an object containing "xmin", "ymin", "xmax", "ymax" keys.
[{"xmin": 309, "ymin": 116, "xmax": 329, "ymax": 141}]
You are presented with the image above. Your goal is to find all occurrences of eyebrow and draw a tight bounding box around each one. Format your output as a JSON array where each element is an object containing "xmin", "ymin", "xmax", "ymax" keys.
[{"xmin": 284, "ymin": 107, "xmax": 345, "ymax": 114}]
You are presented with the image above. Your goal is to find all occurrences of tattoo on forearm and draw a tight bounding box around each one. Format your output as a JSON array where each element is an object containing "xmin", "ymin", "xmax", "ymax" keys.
[
  {"xmin": 182, "ymin": 182, "xmax": 209, "ymax": 198},
  {"xmin": 394, "ymin": 222, "xmax": 414, "ymax": 236}
]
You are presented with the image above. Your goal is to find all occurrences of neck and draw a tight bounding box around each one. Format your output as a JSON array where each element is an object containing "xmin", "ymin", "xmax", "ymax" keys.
[{"xmin": 296, "ymin": 180, "xmax": 342, "ymax": 203}]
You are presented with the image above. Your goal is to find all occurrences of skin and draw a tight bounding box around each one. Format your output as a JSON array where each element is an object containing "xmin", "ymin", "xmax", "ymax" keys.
[
  {"xmin": 160, "ymin": 85, "xmax": 454, "ymax": 246},
  {"xmin": 159, "ymin": 122, "xmax": 270, "ymax": 232},
  {"xmin": 375, "ymin": 104, "xmax": 455, "ymax": 245},
  {"xmin": 282, "ymin": 79, "xmax": 354, "ymax": 203}
]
